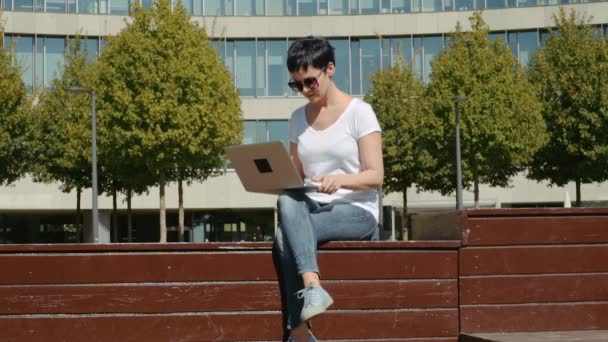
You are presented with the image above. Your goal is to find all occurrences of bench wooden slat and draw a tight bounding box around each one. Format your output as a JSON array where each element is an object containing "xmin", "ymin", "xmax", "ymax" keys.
[
  {"xmin": 460, "ymin": 330, "xmax": 608, "ymax": 342},
  {"xmin": 460, "ymin": 302, "xmax": 608, "ymax": 333},
  {"xmin": 0, "ymin": 250, "xmax": 458, "ymax": 285},
  {"xmin": 463, "ymin": 216, "xmax": 608, "ymax": 246},
  {"xmin": 0, "ymin": 279, "xmax": 457, "ymax": 314},
  {"xmin": 0, "ymin": 309, "xmax": 458, "ymax": 341},
  {"xmin": 459, "ymin": 245, "xmax": 608, "ymax": 276},
  {"xmin": 460, "ymin": 274, "xmax": 608, "ymax": 305},
  {"xmin": 0, "ymin": 241, "xmax": 460, "ymax": 253}
]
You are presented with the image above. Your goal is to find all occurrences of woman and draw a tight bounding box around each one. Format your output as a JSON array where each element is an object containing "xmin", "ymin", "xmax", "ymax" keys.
[{"xmin": 274, "ymin": 36, "xmax": 384, "ymax": 342}]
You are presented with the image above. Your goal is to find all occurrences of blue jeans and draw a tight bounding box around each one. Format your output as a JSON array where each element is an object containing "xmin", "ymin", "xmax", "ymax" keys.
[{"xmin": 274, "ymin": 190, "xmax": 378, "ymax": 330}]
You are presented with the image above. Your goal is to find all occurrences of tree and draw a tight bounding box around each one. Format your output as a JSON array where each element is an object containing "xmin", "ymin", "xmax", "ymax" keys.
[
  {"xmin": 426, "ymin": 12, "xmax": 547, "ymax": 208},
  {"xmin": 364, "ymin": 58, "xmax": 439, "ymax": 238},
  {"xmin": 527, "ymin": 8, "xmax": 608, "ymax": 206},
  {"xmin": 0, "ymin": 25, "xmax": 29, "ymax": 186},
  {"xmin": 29, "ymin": 36, "xmax": 98, "ymax": 230},
  {"xmin": 96, "ymin": 0, "xmax": 242, "ymax": 242}
]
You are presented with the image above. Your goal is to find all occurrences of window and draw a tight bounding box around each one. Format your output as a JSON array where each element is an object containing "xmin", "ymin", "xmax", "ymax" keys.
[
  {"xmin": 235, "ymin": 40, "xmax": 256, "ymax": 96},
  {"xmin": 267, "ymin": 40, "xmax": 288, "ymax": 96},
  {"xmin": 205, "ymin": 0, "xmax": 233, "ymax": 15},
  {"xmin": 44, "ymin": 37, "xmax": 66, "ymax": 89},
  {"xmin": 236, "ymin": 0, "xmax": 263, "ymax": 15},
  {"xmin": 329, "ymin": 39, "xmax": 350, "ymax": 93},
  {"xmin": 360, "ymin": 38, "xmax": 380, "ymax": 94},
  {"xmin": 14, "ymin": 0, "xmax": 33, "ymax": 10},
  {"xmin": 391, "ymin": 37, "xmax": 412, "ymax": 68},
  {"xmin": 267, "ymin": 0, "xmax": 294, "ymax": 15},
  {"xmin": 256, "ymin": 40, "xmax": 266, "ymax": 96},
  {"xmin": 517, "ymin": 31, "xmax": 538, "ymax": 67},
  {"xmin": 327, "ymin": 0, "xmax": 347, "ymax": 13},
  {"xmin": 360, "ymin": 0, "xmax": 379, "ymax": 14},
  {"xmin": 78, "ymin": 0, "xmax": 97, "ymax": 13},
  {"xmin": 243, "ymin": 120, "xmax": 289, "ymax": 148},
  {"xmin": 46, "ymin": 0, "xmax": 66, "ymax": 12},
  {"xmin": 392, "ymin": 0, "xmax": 410, "ymax": 13},
  {"xmin": 298, "ymin": 0, "xmax": 317, "ymax": 15},
  {"xmin": 110, "ymin": 0, "xmax": 129, "ymax": 13},
  {"xmin": 351, "ymin": 39, "xmax": 361, "ymax": 95},
  {"xmin": 15, "ymin": 36, "xmax": 34, "ymax": 92}
]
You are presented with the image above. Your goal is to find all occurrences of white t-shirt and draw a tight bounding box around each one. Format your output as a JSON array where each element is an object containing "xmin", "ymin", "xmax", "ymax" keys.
[{"xmin": 289, "ymin": 98, "xmax": 382, "ymax": 222}]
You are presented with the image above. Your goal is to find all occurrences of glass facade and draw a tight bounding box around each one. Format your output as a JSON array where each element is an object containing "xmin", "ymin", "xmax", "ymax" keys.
[
  {"xmin": 3, "ymin": 35, "xmax": 104, "ymax": 91},
  {"xmin": 1, "ymin": 0, "xmax": 605, "ymax": 14},
  {"xmin": 5, "ymin": 27, "xmax": 607, "ymax": 95},
  {"xmin": 243, "ymin": 120, "xmax": 289, "ymax": 149}
]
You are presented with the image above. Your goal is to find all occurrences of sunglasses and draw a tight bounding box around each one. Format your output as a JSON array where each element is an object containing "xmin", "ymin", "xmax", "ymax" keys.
[{"xmin": 288, "ymin": 67, "xmax": 326, "ymax": 92}]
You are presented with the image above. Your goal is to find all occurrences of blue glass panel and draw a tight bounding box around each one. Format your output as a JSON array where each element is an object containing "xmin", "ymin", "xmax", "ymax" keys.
[
  {"xmin": 267, "ymin": 0, "xmax": 289, "ymax": 14},
  {"xmin": 47, "ymin": 0, "xmax": 66, "ymax": 10},
  {"xmin": 78, "ymin": 0, "xmax": 97, "ymax": 13},
  {"xmin": 235, "ymin": 40, "xmax": 256, "ymax": 96},
  {"xmin": 257, "ymin": 120, "xmax": 267, "ymax": 142},
  {"xmin": 268, "ymin": 40, "xmax": 288, "ymax": 96},
  {"xmin": 517, "ymin": 31, "xmax": 538, "ymax": 67},
  {"xmin": 14, "ymin": 0, "xmax": 34, "ymax": 11},
  {"xmin": 45, "ymin": 37, "xmax": 65, "ymax": 89},
  {"xmin": 236, "ymin": 0, "xmax": 263, "ymax": 15},
  {"xmin": 319, "ymin": 0, "xmax": 327, "ymax": 14},
  {"xmin": 360, "ymin": 38, "xmax": 380, "ymax": 95},
  {"xmin": 360, "ymin": 0, "xmax": 379, "ymax": 14},
  {"xmin": 381, "ymin": 38, "xmax": 390, "ymax": 69},
  {"xmin": 15, "ymin": 36, "xmax": 34, "ymax": 92},
  {"xmin": 351, "ymin": 39, "xmax": 361, "ymax": 95},
  {"xmin": 390, "ymin": 37, "xmax": 412, "ymax": 67},
  {"xmin": 486, "ymin": 0, "xmax": 505, "ymax": 7},
  {"xmin": 422, "ymin": 36, "xmax": 442, "ymax": 83},
  {"xmin": 349, "ymin": 0, "xmax": 358, "ymax": 13},
  {"xmin": 420, "ymin": 0, "xmax": 441, "ymax": 11},
  {"xmin": 193, "ymin": 0, "xmax": 202, "ymax": 14},
  {"xmin": 298, "ymin": 0, "xmax": 317, "ymax": 15},
  {"xmin": 413, "ymin": 37, "xmax": 423, "ymax": 81},
  {"xmin": 179, "ymin": 0, "xmax": 193, "ymax": 14},
  {"xmin": 327, "ymin": 0, "xmax": 347, "ymax": 14},
  {"xmin": 454, "ymin": 0, "xmax": 473, "ymax": 10},
  {"xmin": 489, "ymin": 32, "xmax": 507, "ymax": 43},
  {"xmin": 36, "ymin": 37, "xmax": 43, "ymax": 90},
  {"xmin": 329, "ymin": 39, "xmax": 349, "ymax": 93},
  {"xmin": 243, "ymin": 121, "xmax": 257, "ymax": 144},
  {"xmin": 268, "ymin": 121, "xmax": 289, "ymax": 149},
  {"xmin": 110, "ymin": 0, "xmax": 129, "ymax": 13},
  {"xmin": 256, "ymin": 40, "xmax": 266, "ymax": 96},
  {"xmin": 2, "ymin": 0, "xmax": 14, "ymax": 11}
]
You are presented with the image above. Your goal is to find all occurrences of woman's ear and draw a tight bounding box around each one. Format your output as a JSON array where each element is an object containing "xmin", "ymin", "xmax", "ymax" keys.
[{"xmin": 326, "ymin": 62, "xmax": 336, "ymax": 78}]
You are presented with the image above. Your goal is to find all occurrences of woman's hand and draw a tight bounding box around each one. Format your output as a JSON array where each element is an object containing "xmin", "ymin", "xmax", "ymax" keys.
[{"xmin": 312, "ymin": 174, "xmax": 343, "ymax": 194}]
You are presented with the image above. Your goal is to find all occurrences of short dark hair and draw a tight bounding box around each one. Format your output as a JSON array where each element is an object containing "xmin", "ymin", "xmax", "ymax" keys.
[{"xmin": 286, "ymin": 36, "xmax": 335, "ymax": 73}]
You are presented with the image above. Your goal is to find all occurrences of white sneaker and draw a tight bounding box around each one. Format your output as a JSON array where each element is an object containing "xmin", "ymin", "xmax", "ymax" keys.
[{"xmin": 297, "ymin": 284, "xmax": 334, "ymax": 321}]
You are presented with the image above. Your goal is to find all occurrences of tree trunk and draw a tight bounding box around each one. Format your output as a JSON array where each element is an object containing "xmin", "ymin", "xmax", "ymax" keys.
[
  {"xmin": 76, "ymin": 187, "xmax": 82, "ymax": 242},
  {"xmin": 178, "ymin": 178, "xmax": 185, "ymax": 242},
  {"xmin": 576, "ymin": 178, "xmax": 582, "ymax": 207},
  {"xmin": 159, "ymin": 170, "xmax": 167, "ymax": 243},
  {"xmin": 402, "ymin": 189, "xmax": 408, "ymax": 241},
  {"xmin": 112, "ymin": 188, "xmax": 118, "ymax": 242},
  {"xmin": 473, "ymin": 168, "xmax": 480, "ymax": 209},
  {"xmin": 127, "ymin": 188, "xmax": 133, "ymax": 242}
]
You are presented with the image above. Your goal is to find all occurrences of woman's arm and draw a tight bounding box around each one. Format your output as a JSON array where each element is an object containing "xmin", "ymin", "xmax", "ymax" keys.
[
  {"xmin": 290, "ymin": 142, "xmax": 305, "ymax": 180},
  {"xmin": 313, "ymin": 132, "xmax": 383, "ymax": 194}
]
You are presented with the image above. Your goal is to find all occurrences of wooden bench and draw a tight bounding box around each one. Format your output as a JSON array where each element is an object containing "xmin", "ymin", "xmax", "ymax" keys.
[
  {"xmin": 0, "ymin": 240, "xmax": 460, "ymax": 341},
  {"xmin": 459, "ymin": 208, "xmax": 608, "ymax": 342}
]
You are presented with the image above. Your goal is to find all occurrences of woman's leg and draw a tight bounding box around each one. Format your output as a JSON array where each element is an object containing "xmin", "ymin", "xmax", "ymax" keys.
[{"xmin": 276, "ymin": 190, "xmax": 321, "ymax": 338}]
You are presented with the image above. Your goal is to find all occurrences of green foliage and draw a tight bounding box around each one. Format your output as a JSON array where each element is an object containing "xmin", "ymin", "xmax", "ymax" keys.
[
  {"xmin": 426, "ymin": 12, "xmax": 547, "ymax": 202},
  {"xmin": 527, "ymin": 8, "xmax": 608, "ymax": 189},
  {"xmin": 0, "ymin": 26, "xmax": 29, "ymax": 186},
  {"xmin": 364, "ymin": 58, "xmax": 439, "ymax": 198},
  {"xmin": 95, "ymin": 0, "xmax": 242, "ymax": 239},
  {"xmin": 30, "ymin": 36, "xmax": 97, "ymax": 193}
]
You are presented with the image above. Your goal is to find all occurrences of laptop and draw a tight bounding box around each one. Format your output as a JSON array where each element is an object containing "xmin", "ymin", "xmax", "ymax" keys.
[{"xmin": 225, "ymin": 141, "xmax": 318, "ymax": 195}]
